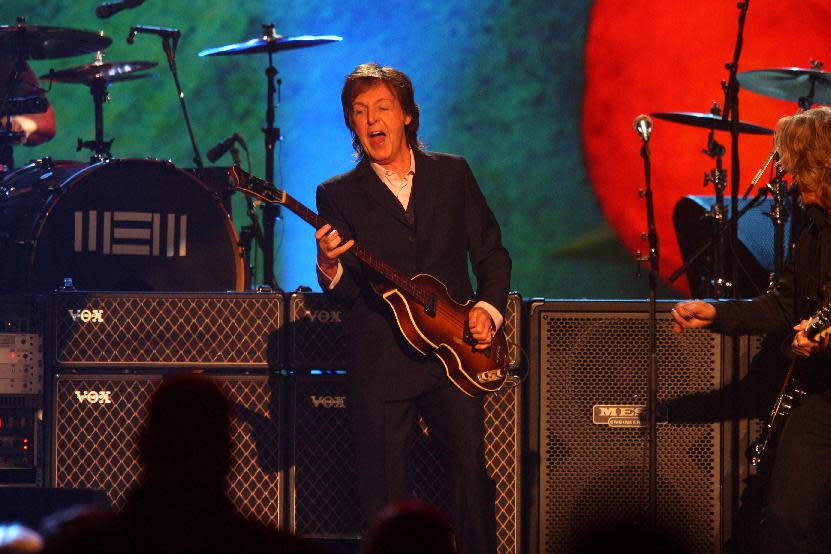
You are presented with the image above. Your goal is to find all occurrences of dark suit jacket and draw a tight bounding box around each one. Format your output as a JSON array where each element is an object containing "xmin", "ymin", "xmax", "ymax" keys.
[{"xmin": 316, "ymin": 150, "xmax": 512, "ymax": 399}]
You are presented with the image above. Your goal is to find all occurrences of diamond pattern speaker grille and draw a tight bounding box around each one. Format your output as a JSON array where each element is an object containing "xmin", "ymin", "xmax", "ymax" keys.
[
  {"xmin": 53, "ymin": 373, "xmax": 282, "ymax": 527},
  {"xmin": 288, "ymin": 292, "xmax": 522, "ymax": 370},
  {"xmin": 53, "ymin": 292, "xmax": 282, "ymax": 368},
  {"xmin": 288, "ymin": 293, "xmax": 347, "ymax": 370},
  {"xmin": 291, "ymin": 374, "xmax": 521, "ymax": 553},
  {"xmin": 537, "ymin": 301, "xmax": 721, "ymax": 553}
]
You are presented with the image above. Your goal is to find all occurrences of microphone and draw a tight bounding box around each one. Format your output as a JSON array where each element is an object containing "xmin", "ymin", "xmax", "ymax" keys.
[
  {"xmin": 207, "ymin": 133, "xmax": 242, "ymax": 163},
  {"xmin": 633, "ymin": 114, "xmax": 653, "ymax": 142},
  {"xmin": 126, "ymin": 25, "xmax": 180, "ymax": 44},
  {"xmin": 96, "ymin": 0, "xmax": 144, "ymax": 19}
]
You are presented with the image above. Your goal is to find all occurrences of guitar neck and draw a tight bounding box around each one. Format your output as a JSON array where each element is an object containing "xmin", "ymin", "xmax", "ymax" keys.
[{"xmin": 280, "ymin": 192, "xmax": 428, "ymax": 305}]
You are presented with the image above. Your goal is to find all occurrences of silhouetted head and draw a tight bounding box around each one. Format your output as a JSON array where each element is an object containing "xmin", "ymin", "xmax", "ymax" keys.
[
  {"xmin": 138, "ymin": 373, "xmax": 232, "ymax": 486},
  {"xmin": 361, "ymin": 499, "xmax": 456, "ymax": 554}
]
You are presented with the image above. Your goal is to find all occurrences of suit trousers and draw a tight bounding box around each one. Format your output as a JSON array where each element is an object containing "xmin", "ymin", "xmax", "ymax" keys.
[{"xmin": 347, "ymin": 365, "xmax": 497, "ymax": 554}]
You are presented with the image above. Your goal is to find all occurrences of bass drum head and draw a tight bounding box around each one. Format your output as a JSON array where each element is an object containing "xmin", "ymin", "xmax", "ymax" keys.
[{"xmin": 28, "ymin": 159, "xmax": 243, "ymax": 292}]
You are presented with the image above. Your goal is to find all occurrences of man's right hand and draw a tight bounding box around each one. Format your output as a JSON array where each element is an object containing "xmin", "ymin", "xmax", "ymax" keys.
[
  {"xmin": 671, "ymin": 300, "xmax": 716, "ymax": 333},
  {"xmin": 315, "ymin": 223, "xmax": 355, "ymax": 280}
]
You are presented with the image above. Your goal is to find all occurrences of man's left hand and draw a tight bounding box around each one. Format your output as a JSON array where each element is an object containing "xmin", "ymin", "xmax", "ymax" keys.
[
  {"xmin": 468, "ymin": 307, "xmax": 495, "ymax": 351},
  {"xmin": 791, "ymin": 319, "xmax": 831, "ymax": 358}
]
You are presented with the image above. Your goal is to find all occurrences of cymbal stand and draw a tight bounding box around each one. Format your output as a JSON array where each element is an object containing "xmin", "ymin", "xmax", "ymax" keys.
[
  {"xmin": 71, "ymin": 52, "xmax": 114, "ymax": 161},
  {"xmin": 261, "ymin": 22, "xmax": 282, "ymax": 289},
  {"xmin": 702, "ymin": 111, "xmax": 731, "ymax": 299},
  {"xmin": 798, "ymin": 59, "xmax": 823, "ymax": 110}
]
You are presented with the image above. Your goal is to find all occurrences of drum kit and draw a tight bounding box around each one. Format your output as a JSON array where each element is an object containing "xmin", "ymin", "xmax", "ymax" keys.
[
  {"xmin": 655, "ymin": 60, "xmax": 831, "ymax": 298},
  {"xmin": 0, "ymin": 16, "xmax": 341, "ymax": 294}
]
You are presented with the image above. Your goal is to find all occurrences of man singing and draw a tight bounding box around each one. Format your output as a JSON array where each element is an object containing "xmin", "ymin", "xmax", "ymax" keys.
[{"xmin": 314, "ymin": 63, "xmax": 511, "ymax": 554}]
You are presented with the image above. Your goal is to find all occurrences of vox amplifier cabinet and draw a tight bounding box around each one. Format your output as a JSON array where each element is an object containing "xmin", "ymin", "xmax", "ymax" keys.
[
  {"xmin": 287, "ymin": 292, "xmax": 347, "ymax": 370},
  {"xmin": 51, "ymin": 291, "xmax": 283, "ymax": 369},
  {"xmin": 289, "ymin": 371, "xmax": 522, "ymax": 553},
  {"xmin": 52, "ymin": 373, "xmax": 283, "ymax": 527},
  {"xmin": 530, "ymin": 300, "xmax": 724, "ymax": 554},
  {"xmin": 287, "ymin": 291, "xmax": 523, "ymax": 371}
]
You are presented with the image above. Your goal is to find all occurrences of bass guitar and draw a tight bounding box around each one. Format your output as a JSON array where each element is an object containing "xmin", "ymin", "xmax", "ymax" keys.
[
  {"xmin": 229, "ymin": 166, "xmax": 509, "ymax": 397},
  {"xmin": 750, "ymin": 304, "xmax": 831, "ymax": 467}
]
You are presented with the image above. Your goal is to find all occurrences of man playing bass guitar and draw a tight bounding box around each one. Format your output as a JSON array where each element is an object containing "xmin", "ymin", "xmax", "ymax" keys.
[
  {"xmin": 673, "ymin": 107, "xmax": 831, "ymax": 552},
  {"xmin": 314, "ymin": 63, "xmax": 511, "ymax": 554}
]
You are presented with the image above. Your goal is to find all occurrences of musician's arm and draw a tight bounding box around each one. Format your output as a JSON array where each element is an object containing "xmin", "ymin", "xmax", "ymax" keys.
[{"xmin": 315, "ymin": 183, "xmax": 360, "ymax": 302}]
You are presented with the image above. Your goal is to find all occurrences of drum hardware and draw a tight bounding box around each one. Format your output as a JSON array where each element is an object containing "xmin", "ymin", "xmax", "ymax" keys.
[
  {"xmin": 2, "ymin": 96, "xmax": 47, "ymax": 115},
  {"xmin": 655, "ymin": 103, "xmax": 773, "ymax": 298},
  {"xmin": 738, "ymin": 59, "xmax": 830, "ymax": 109},
  {"xmin": 762, "ymin": 156, "xmax": 791, "ymax": 289},
  {"xmin": 199, "ymin": 24, "xmax": 342, "ymax": 290},
  {"xmin": 1, "ymin": 18, "xmax": 113, "ymax": 171},
  {"xmin": 208, "ymin": 134, "xmax": 269, "ymax": 290},
  {"xmin": 41, "ymin": 52, "xmax": 158, "ymax": 161},
  {"xmin": 0, "ymin": 158, "xmax": 244, "ymax": 293},
  {"xmin": 126, "ymin": 25, "xmax": 204, "ymax": 169}
]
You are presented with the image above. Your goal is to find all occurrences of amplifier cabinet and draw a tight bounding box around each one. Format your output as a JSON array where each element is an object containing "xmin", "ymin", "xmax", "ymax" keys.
[
  {"xmin": 52, "ymin": 373, "xmax": 283, "ymax": 527},
  {"xmin": 530, "ymin": 300, "xmax": 724, "ymax": 553},
  {"xmin": 51, "ymin": 291, "xmax": 283, "ymax": 368},
  {"xmin": 289, "ymin": 371, "xmax": 522, "ymax": 553},
  {"xmin": 287, "ymin": 291, "xmax": 522, "ymax": 371}
]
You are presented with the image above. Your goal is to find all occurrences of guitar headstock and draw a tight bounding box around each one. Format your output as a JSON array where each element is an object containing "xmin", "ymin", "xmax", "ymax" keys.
[
  {"xmin": 228, "ymin": 166, "xmax": 286, "ymax": 205},
  {"xmin": 807, "ymin": 305, "xmax": 831, "ymax": 341}
]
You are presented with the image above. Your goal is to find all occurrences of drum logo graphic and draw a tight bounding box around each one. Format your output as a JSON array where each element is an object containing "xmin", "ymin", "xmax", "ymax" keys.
[{"xmin": 74, "ymin": 210, "xmax": 188, "ymax": 257}]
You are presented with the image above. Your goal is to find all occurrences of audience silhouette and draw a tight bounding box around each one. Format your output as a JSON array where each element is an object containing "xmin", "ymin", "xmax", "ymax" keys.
[
  {"xmin": 43, "ymin": 372, "xmax": 319, "ymax": 554},
  {"xmin": 361, "ymin": 499, "xmax": 457, "ymax": 554}
]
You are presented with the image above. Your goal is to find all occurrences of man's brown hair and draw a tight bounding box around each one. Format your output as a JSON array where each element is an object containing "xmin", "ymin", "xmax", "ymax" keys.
[{"xmin": 776, "ymin": 106, "xmax": 831, "ymax": 209}]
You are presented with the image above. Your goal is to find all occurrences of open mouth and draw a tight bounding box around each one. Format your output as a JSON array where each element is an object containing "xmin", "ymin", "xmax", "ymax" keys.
[{"xmin": 368, "ymin": 130, "xmax": 386, "ymax": 145}]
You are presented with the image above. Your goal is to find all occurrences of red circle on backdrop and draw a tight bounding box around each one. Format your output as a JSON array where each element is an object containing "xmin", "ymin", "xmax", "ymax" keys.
[{"xmin": 582, "ymin": 0, "xmax": 831, "ymax": 295}]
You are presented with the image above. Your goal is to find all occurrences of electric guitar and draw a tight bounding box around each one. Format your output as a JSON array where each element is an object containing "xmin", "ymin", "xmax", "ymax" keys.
[
  {"xmin": 750, "ymin": 304, "xmax": 831, "ymax": 467},
  {"xmin": 228, "ymin": 166, "xmax": 509, "ymax": 397}
]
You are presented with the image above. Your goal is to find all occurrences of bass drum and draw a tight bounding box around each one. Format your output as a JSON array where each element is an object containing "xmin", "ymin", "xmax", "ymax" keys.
[{"xmin": 0, "ymin": 158, "xmax": 244, "ymax": 292}]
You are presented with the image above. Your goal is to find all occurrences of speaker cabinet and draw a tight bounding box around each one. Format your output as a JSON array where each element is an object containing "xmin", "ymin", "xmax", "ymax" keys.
[
  {"xmin": 287, "ymin": 291, "xmax": 523, "ymax": 370},
  {"xmin": 530, "ymin": 300, "xmax": 725, "ymax": 553},
  {"xmin": 52, "ymin": 373, "xmax": 283, "ymax": 527},
  {"xmin": 289, "ymin": 371, "xmax": 522, "ymax": 553},
  {"xmin": 51, "ymin": 291, "xmax": 283, "ymax": 368}
]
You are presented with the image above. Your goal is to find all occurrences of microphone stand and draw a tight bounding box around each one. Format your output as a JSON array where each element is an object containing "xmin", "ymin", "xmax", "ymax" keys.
[
  {"xmin": 636, "ymin": 130, "xmax": 659, "ymax": 531},
  {"xmin": 156, "ymin": 32, "xmax": 204, "ymax": 169},
  {"xmin": 720, "ymin": 4, "xmax": 749, "ymax": 540}
]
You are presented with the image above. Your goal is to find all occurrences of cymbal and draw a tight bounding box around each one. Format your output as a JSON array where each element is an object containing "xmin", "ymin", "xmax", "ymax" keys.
[
  {"xmin": 198, "ymin": 34, "xmax": 342, "ymax": 57},
  {"xmin": 651, "ymin": 111, "xmax": 773, "ymax": 135},
  {"xmin": 738, "ymin": 67, "xmax": 831, "ymax": 105},
  {"xmin": 41, "ymin": 61, "xmax": 158, "ymax": 85},
  {"xmin": 0, "ymin": 24, "xmax": 112, "ymax": 60}
]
